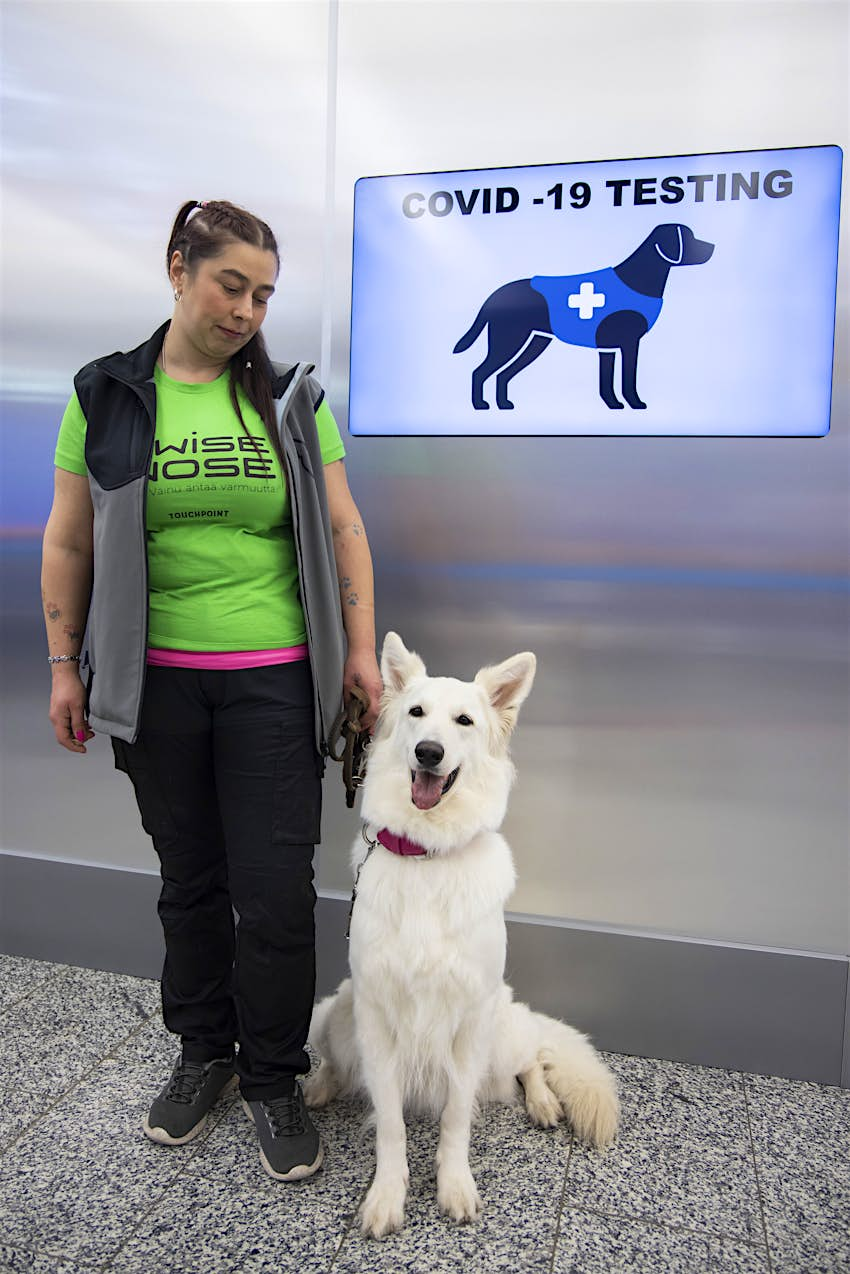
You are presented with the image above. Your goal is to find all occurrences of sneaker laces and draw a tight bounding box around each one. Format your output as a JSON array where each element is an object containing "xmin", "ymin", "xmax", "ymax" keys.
[
  {"xmin": 165, "ymin": 1060, "xmax": 211, "ymax": 1104},
  {"xmin": 263, "ymin": 1093, "xmax": 306, "ymax": 1137}
]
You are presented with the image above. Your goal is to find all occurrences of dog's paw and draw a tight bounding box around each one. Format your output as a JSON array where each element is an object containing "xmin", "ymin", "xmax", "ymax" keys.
[
  {"xmin": 519, "ymin": 1062, "xmax": 564, "ymax": 1128},
  {"xmin": 569, "ymin": 1077, "xmax": 620, "ymax": 1149},
  {"xmin": 437, "ymin": 1166, "xmax": 483, "ymax": 1223},
  {"xmin": 360, "ymin": 1179, "xmax": 406, "ymax": 1239},
  {"xmin": 585, "ymin": 1083, "xmax": 620, "ymax": 1149},
  {"xmin": 303, "ymin": 1062, "xmax": 338, "ymax": 1109},
  {"xmin": 525, "ymin": 1086, "xmax": 563, "ymax": 1128}
]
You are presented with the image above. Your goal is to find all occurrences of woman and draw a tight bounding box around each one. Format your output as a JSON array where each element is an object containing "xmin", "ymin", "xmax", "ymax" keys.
[{"xmin": 41, "ymin": 199, "xmax": 382, "ymax": 1183}]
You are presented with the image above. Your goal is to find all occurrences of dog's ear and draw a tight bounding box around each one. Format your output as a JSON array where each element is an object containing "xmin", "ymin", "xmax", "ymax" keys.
[
  {"xmin": 475, "ymin": 652, "xmax": 536, "ymax": 738},
  {"xmin": 381, "ymin": 632, "xmax": 426, "ymax": 695},
  {"xmin": 654, "ymin": 223, "xmax": 684, "ymax": 265}
]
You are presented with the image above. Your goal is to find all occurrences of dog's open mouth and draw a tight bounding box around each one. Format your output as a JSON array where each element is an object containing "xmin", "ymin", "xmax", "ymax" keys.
[{"xmin": 411, "ymin": 767, "xmax": 459, "ymax": 811}]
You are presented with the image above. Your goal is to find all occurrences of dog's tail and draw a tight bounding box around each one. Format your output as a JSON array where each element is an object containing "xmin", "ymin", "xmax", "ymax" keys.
[
  {"xmin": 535, "ymin": 1013, "xmax": 620, "ymax": 1148},
  {"xmin": 453, "ymin": 306, "xmax": 488, "ymax": 354}
]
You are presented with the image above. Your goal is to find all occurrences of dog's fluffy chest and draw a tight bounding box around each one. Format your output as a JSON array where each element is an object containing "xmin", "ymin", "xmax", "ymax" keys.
[{"xmin": 349, "ymin": 831, "xmax": 515, "ymax": 997}]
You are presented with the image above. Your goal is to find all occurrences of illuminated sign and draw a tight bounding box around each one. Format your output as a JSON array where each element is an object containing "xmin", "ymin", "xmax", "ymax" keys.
[{"xmin": 349, "ymin": 146, "xmax": 842, "ymax": 436}]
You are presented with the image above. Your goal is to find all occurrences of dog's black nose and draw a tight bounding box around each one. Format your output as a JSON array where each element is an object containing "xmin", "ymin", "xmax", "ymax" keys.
[{"xmin": 415, "ymin": 741, "xmax": 444, "ymax": 769}]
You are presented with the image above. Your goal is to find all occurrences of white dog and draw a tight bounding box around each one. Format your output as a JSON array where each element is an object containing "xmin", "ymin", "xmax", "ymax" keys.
[{"xmin": 305, "ymin": 633, "xmax": 619, "ymax": 1239}]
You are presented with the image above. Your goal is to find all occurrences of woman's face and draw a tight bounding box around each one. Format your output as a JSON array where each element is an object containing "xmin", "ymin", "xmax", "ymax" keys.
[{"xmin": 170, "ymin": 240, "xmax": 278, "ymax": 363}]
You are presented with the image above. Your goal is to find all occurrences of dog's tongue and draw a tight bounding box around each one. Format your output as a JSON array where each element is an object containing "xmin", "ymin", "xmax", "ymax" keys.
[{"xmin": 412, "ymin": 769, "xmax": 443, "ymax": 810}]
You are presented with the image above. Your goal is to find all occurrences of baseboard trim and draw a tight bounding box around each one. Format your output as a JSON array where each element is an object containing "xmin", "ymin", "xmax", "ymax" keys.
[{"xmin": 2, "ymin": 853, "xmax": 846, "ymax": 1087}]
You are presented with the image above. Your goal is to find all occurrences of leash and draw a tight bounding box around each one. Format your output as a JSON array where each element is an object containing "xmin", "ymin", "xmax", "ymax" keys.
[
  {"xmin": 327, "ymin": 686, "xmax": 371, "ymax": 808},
  {"xmin": 345, "ymin": 823, "xmax": 433, "ymax": 939},
  {"xmin": 346, "ymin": 825, "xmax": 376, "ymax": 939}
]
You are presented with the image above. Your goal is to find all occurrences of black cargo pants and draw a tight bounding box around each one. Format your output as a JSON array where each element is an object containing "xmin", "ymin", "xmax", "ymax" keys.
[{"xmin": 112, "ymin": 661, "xmax": 322, "ymax": 1100}]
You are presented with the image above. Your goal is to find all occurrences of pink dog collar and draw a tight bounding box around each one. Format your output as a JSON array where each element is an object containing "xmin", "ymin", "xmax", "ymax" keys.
[{"xmin": 377, "ymin": 828, "xmax": 429, "ymax": 857}]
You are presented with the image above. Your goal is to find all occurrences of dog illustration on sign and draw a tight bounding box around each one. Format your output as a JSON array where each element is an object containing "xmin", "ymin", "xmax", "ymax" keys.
[{"xmin": 452, "ymin": 223, "xmax": 714, "ymax": 410}]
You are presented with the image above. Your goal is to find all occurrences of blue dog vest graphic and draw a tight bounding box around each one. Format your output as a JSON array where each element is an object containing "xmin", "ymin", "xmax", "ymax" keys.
[{"xmin": 530, "ymin": 268, "xmax": 663, "ymax": 347}]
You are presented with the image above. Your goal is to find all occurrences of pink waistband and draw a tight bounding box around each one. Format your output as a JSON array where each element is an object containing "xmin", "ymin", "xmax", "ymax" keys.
[{"xmin": 147, "ymin": 645, "xmax": 309, "ymax": 670}]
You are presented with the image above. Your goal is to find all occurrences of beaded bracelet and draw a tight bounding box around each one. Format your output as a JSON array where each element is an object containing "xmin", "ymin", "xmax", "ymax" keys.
[{"xmin": 47, "ymin": 654, "xmax": 81, "ymax": 664}]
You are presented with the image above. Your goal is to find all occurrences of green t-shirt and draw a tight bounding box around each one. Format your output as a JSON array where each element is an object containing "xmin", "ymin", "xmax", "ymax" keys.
[{"xmin": 55, "ymin": 366, "xmax": 345, "ymax": 651}]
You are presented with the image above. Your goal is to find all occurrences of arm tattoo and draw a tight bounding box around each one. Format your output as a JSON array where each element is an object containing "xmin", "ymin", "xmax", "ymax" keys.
[
  {"xmin": 352, "ymin": 522, "xmax": 363, "ymax": 537},
  {"xmin": 46, "ymin": 602, "xmax": 61, "ymax": 621},
  {"xmin": 63, "ymin": 624, "xmax": 82, "ymax": 641}
]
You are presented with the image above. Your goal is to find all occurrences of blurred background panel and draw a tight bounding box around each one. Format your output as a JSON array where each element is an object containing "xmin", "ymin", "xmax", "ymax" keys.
[
  {"xmin": 327, "ymin": 0, "xmax": 849, "ymax": 953},
  {"xmin": 1, "ymin": 2, "xmax": 847, "ymax": 963}
]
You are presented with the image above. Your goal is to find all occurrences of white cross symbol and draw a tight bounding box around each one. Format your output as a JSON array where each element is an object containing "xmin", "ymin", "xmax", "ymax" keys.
[{"xmin": 567, "ymin": 281, "xmax": 606, "ymax": 320}]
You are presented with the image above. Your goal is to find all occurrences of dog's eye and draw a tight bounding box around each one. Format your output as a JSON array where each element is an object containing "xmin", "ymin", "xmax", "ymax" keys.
[
  {"xmin": 408, "ymin": 705, "xmax": 424, "ymax": 717},
  {"xmin": 456, "ymin": 714, "xmax": 474, "ymax": 727}
]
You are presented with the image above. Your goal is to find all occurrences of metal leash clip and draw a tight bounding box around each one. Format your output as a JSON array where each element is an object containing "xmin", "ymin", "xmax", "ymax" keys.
[{"xmin": 327, "ymin": 685, "xmax": 371, "ymax": 808}]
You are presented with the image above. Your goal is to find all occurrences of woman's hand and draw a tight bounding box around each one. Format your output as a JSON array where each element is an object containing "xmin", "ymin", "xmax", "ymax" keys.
[
  {"xmin": 343, "ymin": 648, "xmax": 383, "ymax": 734},
  {"xmin": 49, "ymin": 666, "xmax": 95, "ymax": 754},
  {"xmin": 42, "ymin": 467, "xmax": 94, "ymax": 753}
]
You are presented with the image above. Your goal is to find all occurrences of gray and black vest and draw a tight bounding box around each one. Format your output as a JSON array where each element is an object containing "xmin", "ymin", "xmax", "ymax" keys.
[{"xmin": 74, "ymin": 322, "xmax": 344, "ymax": 753}]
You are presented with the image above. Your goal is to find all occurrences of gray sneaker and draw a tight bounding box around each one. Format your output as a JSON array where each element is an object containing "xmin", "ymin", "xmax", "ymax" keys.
[
  {"xmin": 243, "ymin": 1083, "xmax": 323, "ymax": 1181},
  {"xmin": 143, "ymin": 1054, "xmax": 236, "ymax": 1145}
]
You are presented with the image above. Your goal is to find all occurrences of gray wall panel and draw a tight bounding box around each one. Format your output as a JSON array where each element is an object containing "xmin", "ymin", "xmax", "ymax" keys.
[
  {"xmin": 2, "ymin": 854, "xmax": 846, "ymax": 1087},
  {"xmin": 505, "ymin": 914, "xmax": 848, "ymax": 1087}
]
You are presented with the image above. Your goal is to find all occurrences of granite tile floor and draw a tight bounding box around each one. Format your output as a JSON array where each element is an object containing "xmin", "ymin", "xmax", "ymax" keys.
[{"xmin": 1, "ymin": 956, "xmax": 848, "ymax": 1274}]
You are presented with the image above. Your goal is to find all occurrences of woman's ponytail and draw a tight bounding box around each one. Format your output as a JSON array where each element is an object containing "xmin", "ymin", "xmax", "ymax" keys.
[{"xmin": 228, "ymin": 331, "xmax": 284, "ymax": 465}]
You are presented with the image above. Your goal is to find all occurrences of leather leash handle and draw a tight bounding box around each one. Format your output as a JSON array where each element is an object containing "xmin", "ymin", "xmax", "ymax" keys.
[{"xmin": 327, "ymin": 685, "xmax": 371, "ymax": 806}]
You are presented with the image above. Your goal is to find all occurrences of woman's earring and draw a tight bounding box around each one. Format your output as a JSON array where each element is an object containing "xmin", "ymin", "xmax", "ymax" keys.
[{"xmin": 174, "ymin": 290, "xmax": 181, "ymax": 301}]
